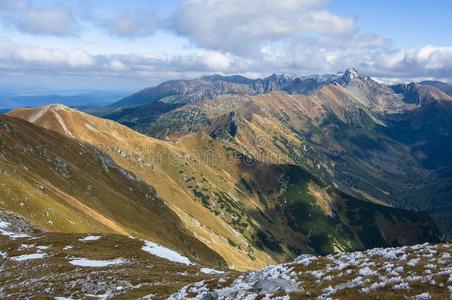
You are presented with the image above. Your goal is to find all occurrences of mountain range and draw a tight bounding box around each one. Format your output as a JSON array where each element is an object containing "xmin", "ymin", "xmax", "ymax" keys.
[
  {"xmin": 0, "ymin": 68, "xmax": 451, "ymax": 297},
  {"xmin": 95, "ymin": 69, "xmax": 452, "ymax": 233}
]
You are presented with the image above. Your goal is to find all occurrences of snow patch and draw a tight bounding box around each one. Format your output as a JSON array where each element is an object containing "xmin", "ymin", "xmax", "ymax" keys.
[
  {"xmin": 79, "ymin": 235, "xmax": 102, "ymax": 242},
  {"xmin": 11, "ymin": 253, "xmax": 46, "ymax": 261},
  {"xmin": 200, "ymin": 268, "xmax": 224, "ymax": 274},
  {"xmin": 0, "ymin": 220, "xmax": 30, "ymax": 239},
  {"xmin": 142, "ymin": 241, "xmax": 192, "ymax": 265},
  {"xmin": 414, "ymin": 292, "xmax": 431, "ymax": 299},
  {"xmin": 69, "ymin": 258, "xmax": 126, "ymax": 267}
]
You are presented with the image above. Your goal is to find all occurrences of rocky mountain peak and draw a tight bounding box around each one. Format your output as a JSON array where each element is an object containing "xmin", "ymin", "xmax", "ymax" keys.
[{"xmin": 341, "ymin": 68, "xmax": 362, "ymax": 82}]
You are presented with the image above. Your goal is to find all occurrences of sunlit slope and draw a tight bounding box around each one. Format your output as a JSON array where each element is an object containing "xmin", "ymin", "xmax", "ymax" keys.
[
  {"xmin": 9, "ymin": 105, "xmax": 277, "ymax": 269},
  {"xmin": 0, "ymin": 114, "xmax": 225, "ymax": 267},
  {"xmin": 135, "ymin": 85, "xmax": 452, "ymax": 233},
  {"xmin": 10, "ymin": 105, "xmax": 444, "ymax": 267}
]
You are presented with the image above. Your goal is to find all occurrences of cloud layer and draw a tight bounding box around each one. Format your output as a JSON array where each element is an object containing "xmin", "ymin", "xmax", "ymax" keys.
[
  {"xmin": 0, "ymin": 0, "xmax": 75, "ymax": 36},
  {"xmin": 0, "ymin": 0, "xmax": 451, "ymax": 88},
  {"xmin": 171, "ymin": 0, "xmax": 354, "ymax": 55}
]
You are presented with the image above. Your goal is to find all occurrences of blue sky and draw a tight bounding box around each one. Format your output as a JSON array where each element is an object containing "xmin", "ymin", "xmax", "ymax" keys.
[
  {"xmin": 0, "ymin": 0, "xmax": 451, "ymax": 91},
  {"xmin": 330, "ymin": 0, "xmax": 452, "ymax": 48}
]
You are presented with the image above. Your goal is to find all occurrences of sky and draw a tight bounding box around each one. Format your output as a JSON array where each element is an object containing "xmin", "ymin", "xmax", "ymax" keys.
[{"xmin": 0, "ymin": 0, "xmax": 451, "ymax": 91}]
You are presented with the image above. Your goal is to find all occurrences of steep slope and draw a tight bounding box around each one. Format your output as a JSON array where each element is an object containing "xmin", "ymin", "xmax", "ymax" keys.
[
  {"xmin": 127, "ymin": 77, "xmax": 452, "ymax": 233},
  {"xmin": 390, "ymin": 82, "xmax": 452, "ymax": 105},
  {"xmin": 8, "ymin": 104, "xmax": 278, "ymax": 270},
  {"xmin": 336, "ymin": 68, "xmax": 406, "ymax": 113},
  {"xmin": 0, "ymin": 114, "xmax": 225, "ymax": 267},
  {"xmin": 420, "ymin": 80, "xmax": 452, "ymax": 97},
  {"xmin": 9, "ymin": 105, "xmax": 443, "ymax": 268}
]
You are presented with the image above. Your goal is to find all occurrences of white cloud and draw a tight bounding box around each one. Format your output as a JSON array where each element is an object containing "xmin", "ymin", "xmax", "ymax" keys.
[
  {"xmin": 199, "ymin": 51, "xmax": 232, "ymax": 71},
  {"xmin": 100, "ymin": 12, "xmax": 158, "ymax": 38},
  {"xmin": 1, "ymin": 35, "xmax": 452, "ymax": 87},
  {"xmin": 373, "ymin": 45, "xmax": 452, "ymax": 79},
  {"xmin": 107, "ymin": 58, "xmax": 129, "ymax": 72},
  {"xmin": 170, "ymin": 0, "xmax": 354, "ymax": 54},
  {"xmin": 16, "ymin": 6, "xmax": 75, "ymax": 36},
  {"xmin": 0, "ymin": 1, "xmax": 451, "ymax": 87},
  {"xmin": 0, "ymin": 39, "xmax": 96, "ymax": 70},
  {"xmin": 0, "ymin": 0, "xmax": 76, "ymax": 36}
]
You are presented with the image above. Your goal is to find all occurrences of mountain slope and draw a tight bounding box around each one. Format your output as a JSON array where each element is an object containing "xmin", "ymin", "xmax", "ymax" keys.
[
  {"xmin": 100, "ymin": 71, "xmax": 344, "ymax": 126},
  {"xmin": 390, "ymin": 82, "xmax": 452, "ymax": 105},
  {"xmin": 8, "ymin": 105, "xmax": 444, "ymax": 268},
  {"xmin": 120, "ymin": 74, "xmax": 452, "ymax": 233},
  {"xmin": 0, "ymin": 114, "xmax": 225, "ymax": 267},
  {"xmin": 8, "ymin": 104, "xmax": 278, "ymax": 270},
  {"xmin": 420, "ymin": 80, "xmax": 452, "ymax": 97}
]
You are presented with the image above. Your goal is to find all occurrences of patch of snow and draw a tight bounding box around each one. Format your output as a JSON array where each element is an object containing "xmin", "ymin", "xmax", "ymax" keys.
[
  {"xmin": 414, "ymin": 292, "xmax": 431, "ymax": 299},
  {"xmin": 0, "ymin": 220, "xmax": 30, "ymax": 239},
  {"xmin": 359, "ymin": 266, "xmax": 377, "ymax": 277},
  {"xmin": 200, "ymin": 268, "xmax": 224, "ymax": 274},
  {"xmin": 63, "ymin": 245, "xmax": 73, "ymax": 250},
  {"xmin": 142, "ymin": 240, "xmax": 192, "ymax": 265},
  {"xmin": 310, "ymin": 270, "xmax": 324, "ymax": 279},
  {"xmin": 36, "ymin": 245, "xmax": 49, "ymax": 250},
  {"xmin": 19, "ymin": 243, "xmax": 35, "ymax": 249},
  {"xmin": 11, "ymin": 253, "xmax": 46, "ymax": 261},
  {"xmin": 69, "ymin": 258, "xmax": 126, "ymax": 267},
  {"xmin": 294, "ymin": 254, "xmax": 317, "ymax": 266},
  {"xmin": 407, "ymin": 258, "xmax": 420, "ymax": 267},
  {"xmin": 393, "ymin": 282, "xmax": 410, "ymax": 290},
  {"xmin": 79, "ymin": 235, "xmax": 102, "ymax": 242}
]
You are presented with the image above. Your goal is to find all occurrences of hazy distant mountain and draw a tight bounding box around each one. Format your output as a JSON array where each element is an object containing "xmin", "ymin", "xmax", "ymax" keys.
[{"xmin": 0, "ymin": 90, "xmax": 130, "ymax": 110}]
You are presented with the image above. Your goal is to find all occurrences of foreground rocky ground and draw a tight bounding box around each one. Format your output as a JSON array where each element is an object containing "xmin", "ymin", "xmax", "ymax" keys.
[
  {"xmin": 0, "ymin": 213, "xmax": 451, "ymax": 299},
  {"xmin": 171, "ymin": 243, "xmax": 451, "ymax": 299}
]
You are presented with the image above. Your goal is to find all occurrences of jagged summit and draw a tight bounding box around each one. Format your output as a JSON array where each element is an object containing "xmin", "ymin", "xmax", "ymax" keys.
[{"xmin": 343, "ymin": 67, "xmax": 361, "ymax": 79}]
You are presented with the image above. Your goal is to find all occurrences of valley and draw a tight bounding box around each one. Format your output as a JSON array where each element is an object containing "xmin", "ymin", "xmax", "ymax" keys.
[{"xmin": 1, "ymin": 69, "xmax": 451, "ymax": 299}]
